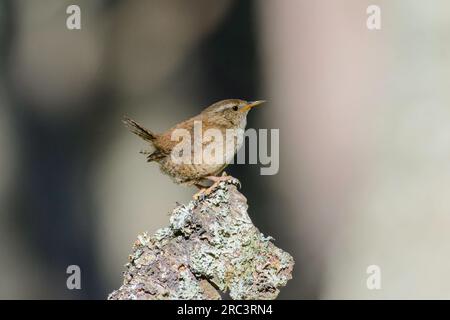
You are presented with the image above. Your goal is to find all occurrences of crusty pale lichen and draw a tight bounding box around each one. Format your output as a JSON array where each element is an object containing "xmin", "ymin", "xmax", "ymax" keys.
[{"xmin": 108, "ymin": 179, "xmax": 294, "ymax": 300}]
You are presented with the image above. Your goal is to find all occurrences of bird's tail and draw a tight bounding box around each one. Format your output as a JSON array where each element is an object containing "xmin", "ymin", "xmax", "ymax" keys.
[{"xmin": 123, "ymin": 117, "xmax": 156, "ymax": 142}]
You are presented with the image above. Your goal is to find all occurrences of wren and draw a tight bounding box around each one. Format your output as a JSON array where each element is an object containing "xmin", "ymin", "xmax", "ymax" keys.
[{"xmin": 123, "ymin": 99, "xmax": 264, "ymax": 197}]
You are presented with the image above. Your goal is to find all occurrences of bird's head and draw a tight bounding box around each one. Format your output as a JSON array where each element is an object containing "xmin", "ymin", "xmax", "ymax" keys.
[{"xmin": 201, "ymin": 99, "xmax": 265, "ymax": 128}]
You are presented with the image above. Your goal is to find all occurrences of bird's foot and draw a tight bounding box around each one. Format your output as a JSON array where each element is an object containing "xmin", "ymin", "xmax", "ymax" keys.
[
  {"xmin": 193, "ymin": 188, "xmax": 208, "ymax": 200},
  {"xmin": 206, "ymin": 172, "xmax": 241, "ymax": 188},
  {"xmin": 192, "ymin": 172, "xmax": 241, "ymax": 200}
]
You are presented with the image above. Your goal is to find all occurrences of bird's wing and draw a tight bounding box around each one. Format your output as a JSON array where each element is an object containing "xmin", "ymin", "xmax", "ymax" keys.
[{"xmin": 155, "ymin": 115, "xmax": 200, "ymax": 154}]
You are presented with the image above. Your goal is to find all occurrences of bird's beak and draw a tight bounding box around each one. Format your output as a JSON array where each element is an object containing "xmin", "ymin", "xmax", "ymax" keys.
[{"xmin": 241, "ymin": 100, "xmax": 266, "ymax": 112}]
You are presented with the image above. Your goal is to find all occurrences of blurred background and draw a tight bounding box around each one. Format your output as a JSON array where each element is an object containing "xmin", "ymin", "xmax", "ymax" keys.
[{"xmin": 0, "ymin": 0, "xmax": 450, "ymax": 299}]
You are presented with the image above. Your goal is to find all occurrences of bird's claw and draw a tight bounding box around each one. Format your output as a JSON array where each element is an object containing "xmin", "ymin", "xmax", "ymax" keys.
[
  {"xmin": 208, "ymin": 173, "xmax": 241, "ymax": 188},
  {"xmin": 192, "ymin": 173, "xmax": 241, "ymax": 200},
  {"xmin": 226, "ymin": 177, "xmax": 241, "ymax": 188},
  {"xmin": 193, "ymin": 192, "xmax": 206, "ymax": 201}
]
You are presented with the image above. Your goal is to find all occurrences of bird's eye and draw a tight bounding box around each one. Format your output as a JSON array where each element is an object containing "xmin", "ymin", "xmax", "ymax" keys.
[{"xmin": 232, "ymin": 105, "xmax": 239, "ymax": 111}]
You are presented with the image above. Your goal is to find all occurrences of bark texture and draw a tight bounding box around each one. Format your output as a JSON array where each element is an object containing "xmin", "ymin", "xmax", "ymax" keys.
[{"xmin": 108, "ymin": 179, "xmax": 294, "ymax": 300}]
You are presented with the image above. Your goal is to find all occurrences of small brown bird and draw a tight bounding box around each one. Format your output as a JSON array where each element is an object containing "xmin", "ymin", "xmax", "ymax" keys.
[{"xmin": 123, "ymin": 99, "xmax": 264, "ymax": 197}]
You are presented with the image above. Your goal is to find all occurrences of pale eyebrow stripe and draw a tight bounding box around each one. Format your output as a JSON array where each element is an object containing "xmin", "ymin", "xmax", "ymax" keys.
[{"xmin": 216, "ymin": 103, "xmax": 234, "ymax": 112}]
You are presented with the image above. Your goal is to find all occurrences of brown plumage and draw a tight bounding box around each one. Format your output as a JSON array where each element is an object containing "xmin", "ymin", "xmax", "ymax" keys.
[{"xmin": 123, "ymin": 99, "xmax": 264, "ymax": 188}]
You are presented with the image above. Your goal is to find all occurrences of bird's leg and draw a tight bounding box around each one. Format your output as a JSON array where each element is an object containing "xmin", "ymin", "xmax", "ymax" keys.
[
  {"xmin": 205, "ymin": 171, "xmax": 241, "ymax": 187},
  {"xmin": 192, "ymin": 172, "xmax": 240, "ymax": 200},
  {"xmin": 205, "ymin": 171, "xmax": 241, "ymax": 188},
  {"xmin": 193, "ymin": 184, "xmax": 207, "ymax": 200}
]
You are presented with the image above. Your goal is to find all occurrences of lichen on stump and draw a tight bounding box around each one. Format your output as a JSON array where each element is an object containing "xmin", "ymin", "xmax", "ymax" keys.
[{"xmin": 108, "ymin": 179, "xmax": 294, "ymax": 300}]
